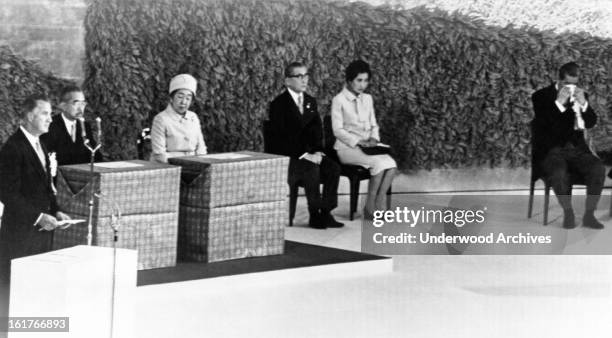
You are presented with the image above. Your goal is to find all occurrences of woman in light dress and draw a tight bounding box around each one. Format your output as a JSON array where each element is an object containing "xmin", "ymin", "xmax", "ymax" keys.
[
  {"xmin": 331, "ymin": 60, "xmax": 397, "ymax": 218},
  {"xmin": 150, "ymin": 74, "xmax": 207, "ymax": 163}
]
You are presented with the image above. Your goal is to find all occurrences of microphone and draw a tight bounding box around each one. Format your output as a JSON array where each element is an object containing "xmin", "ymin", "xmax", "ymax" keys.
[
  {"xmin": 95, "ymin": 117, "xmax": 102, "ymax": 143},
  {"xmin": 78, "ymin": 117, "xmax": 89, "ymax": 146}
]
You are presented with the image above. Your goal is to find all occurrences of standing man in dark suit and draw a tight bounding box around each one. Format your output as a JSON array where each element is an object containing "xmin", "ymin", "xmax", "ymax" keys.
[
  {"xmin": 531, "ymin": 62, "xmax": 605, "ymax": 229},
  {"xmin": 269, "ymin": 62, "xmax": 343, "ymax": 229},
  {"xmin": 0, "ymin": 94, "xmax": 71, "ymax": 329},
  {"xmin": 41, "ymin": 85, "xmax": 102, "ymax": 165}
]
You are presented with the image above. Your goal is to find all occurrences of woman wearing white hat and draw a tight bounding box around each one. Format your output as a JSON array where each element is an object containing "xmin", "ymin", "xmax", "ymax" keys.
[{"xmin": 150, "ymin": 74, "xmax": 207, "ymax": 163}]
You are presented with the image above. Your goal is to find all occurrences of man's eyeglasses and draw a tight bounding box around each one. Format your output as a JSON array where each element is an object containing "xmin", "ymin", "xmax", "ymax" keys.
[
  {"xmin": 288, "ymin": 73, "xmax": 309, "ymax": 80},
  {"xmin": 70, "ymin": 101, "xmax": 87, "ymax": 108}
]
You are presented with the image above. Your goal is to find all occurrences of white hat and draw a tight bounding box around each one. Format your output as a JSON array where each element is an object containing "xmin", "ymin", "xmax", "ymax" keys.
[{"xmin": 169, "ymin": 74, "xmax": 197, "ymax": 95}]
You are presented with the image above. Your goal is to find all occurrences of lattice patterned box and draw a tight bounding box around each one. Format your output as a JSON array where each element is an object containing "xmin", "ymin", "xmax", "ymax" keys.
[
  {"xmin": 178, "ymin": 200, "xmax": 287, "ymax": 262},
  {"xmin": 52, "ymin": 160, "xmax": 181, "ymax": 269},
  {"xmin": 168, "ymin": 151, "xmax": 289, "ymax": 208}
]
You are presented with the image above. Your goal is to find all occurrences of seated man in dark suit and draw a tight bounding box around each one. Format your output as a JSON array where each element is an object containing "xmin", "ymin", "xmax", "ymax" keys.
[
  {"xmin": 0, "ymin": 94, "xmax": 71, "ymax": 330},
  {"xmin": 531, "ymin": 62, "xmax": 605, "ymax": 229},
  {"xmin": 41, "ymin": 85, "xmax": 103, "ymax": 165},
  {"xmin": 269, "ymin": 62, "xmax": 343, "ymax": 229}
]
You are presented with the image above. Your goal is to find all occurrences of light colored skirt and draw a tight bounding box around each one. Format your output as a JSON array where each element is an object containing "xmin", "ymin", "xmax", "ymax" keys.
[{"xmin": 337, "ymin": 147, "xmax": 396, "ymax": 176}]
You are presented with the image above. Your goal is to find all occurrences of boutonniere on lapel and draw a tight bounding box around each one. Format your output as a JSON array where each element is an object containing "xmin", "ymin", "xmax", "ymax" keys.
[
  {"xmin": 306, "ymin": 102, "xmax": 311, "ymax": 110},
  {"xmin": 49, "ymin": 152, "xmax": 58, "ymax": 195}
]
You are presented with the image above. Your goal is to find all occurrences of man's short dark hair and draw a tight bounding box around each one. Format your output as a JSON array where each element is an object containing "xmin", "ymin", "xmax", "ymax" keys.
[
  {"xmin": 284, "ymin": 62, "xmax": 306, "ymax": 78},
  {"xmin": 345, "ymin": 60, "xmax": 371, "ymax": 83},
  {"xmin": 59, "ymin": 84, "xmax": 83, "ymax": 103},
  {"xmin": 21, "ymin": 93, "xmax": 49, "ymax": 118},
  {"xmin": 559, "ymin": 62, "xmax": 580, "ymax": 80}
]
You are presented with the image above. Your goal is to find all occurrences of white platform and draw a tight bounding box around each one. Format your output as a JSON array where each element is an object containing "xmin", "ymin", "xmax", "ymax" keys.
[
  {"xmin": 132, "ymin": 194, "xmax": 612, "ymax": 338},
  {"xmin": 9, "ymin": 245, "xmax": 137, "ymax": 338}
]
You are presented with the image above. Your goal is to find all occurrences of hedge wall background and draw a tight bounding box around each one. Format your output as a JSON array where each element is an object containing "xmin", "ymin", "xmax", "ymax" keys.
[
  {"xmin": 0, "ymin": 46, "xmax": 74, "ymax": 145},
  {"xmin": 74, "ymin": 0, "xmax": 612, "ymax": 168}
]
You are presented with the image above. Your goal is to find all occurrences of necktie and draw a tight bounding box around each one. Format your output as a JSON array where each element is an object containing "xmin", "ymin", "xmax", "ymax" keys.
[
  {"xmin": 34, "ymin": 139, "xmax": 46, "ymax": 170},
  {"xmin": 297, "ymin": 95, "xmax": 304, "ymax": 114},
  {"xmin": 71, "ymin": 123, "xmax": 76, "ymax": 142}
]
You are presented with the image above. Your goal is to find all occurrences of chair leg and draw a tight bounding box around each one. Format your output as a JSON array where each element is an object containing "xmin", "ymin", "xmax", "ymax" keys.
[
  {"xmin": 289, "ymin": 184, "xmax": 299, "ymax": 227},
  {"xmin": 349, "ymin": 177, "xmax": 360, "ymax": 221},
  {"xmin": 543, "ymin": 183, "xmax": 550, "ymax": 225},
  {"xmin": 386, "ymin": 185, "xmax": 392, "ymax": 210},
  {"xmin": 527, "ymin": 180, "xmax": 535, "ymax": 218},
  {"xmin": 609, "ymin": 191, "xmax": 612, "ymax": 217}
]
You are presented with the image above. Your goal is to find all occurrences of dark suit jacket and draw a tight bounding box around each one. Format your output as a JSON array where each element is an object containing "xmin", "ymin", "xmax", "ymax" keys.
[
  {"xmin": 0, "ymin": 128, "xmax": 59, "ymax": 259},
  {"xmin": 268, "ymin": 90, "xmax": 324, "ymax": 159},
  {"xmin": 41, "ymin": 113, "xmax": 102, "ymax": 165},
  {"xmin": 531, "ymin": 83, "xmax": 597, "ymax": 168}
]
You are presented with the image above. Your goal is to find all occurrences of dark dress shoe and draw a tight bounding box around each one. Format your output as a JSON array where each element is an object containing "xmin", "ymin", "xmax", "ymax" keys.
[
  {"xmin": 583, "ymin": 214, "xmax": 604, "ymax": 229},
  {"xmin": 321, "ymin": 212, "xmax": 344, "ymax": 228},
  {"xmin": 308, "ymin": 213, "xmax": 326, "ymax": 229},
  {"xmin": 562, "ymin": 209, "xmax": 576, "ymax": 229}
]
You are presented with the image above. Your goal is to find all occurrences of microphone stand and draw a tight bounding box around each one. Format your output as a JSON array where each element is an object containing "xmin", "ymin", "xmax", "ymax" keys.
[
  {"xmin": 81, "ymin": 118, "xmax": 121, "ymax": 338},
  {"xmin": 93, "ymin": 193, "xmax": 122, "ymax": 244},
  {"xmin": 109, "ymin": 198, "xmax": 121, "ymax": 338},
  {"xmin": 95, "ymin": 193, "xmax": 121, "ymax": 337},
  {"xmin": 80, "ymin": 117, "xmax": 102, "ymax": 246},
  {"xmin": 94, "ymin": 192, "xmax": 122, "ymax": 338}
]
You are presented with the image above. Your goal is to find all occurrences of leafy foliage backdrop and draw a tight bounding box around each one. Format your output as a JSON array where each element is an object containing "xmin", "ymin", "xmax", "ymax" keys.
[
  {"xmin": 3, "ymin": 0, "xmax": 608, "ymax": 170},
  {"xmin": 0, "ymin": 46, "xmax": 74, "ymax": 145}
]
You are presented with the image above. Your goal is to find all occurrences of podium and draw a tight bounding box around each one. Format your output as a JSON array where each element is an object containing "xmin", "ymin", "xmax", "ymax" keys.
[
  {"xmin": 9, "ymin": 245, "xmax": 137, "ymax": 338},
  {"xmin": 169, "ymin": 151, "xmax": 288, "ymax": 262},
  {"xmin": 53, "ymin": 160, "xmax": 181, "ymax": 269}
]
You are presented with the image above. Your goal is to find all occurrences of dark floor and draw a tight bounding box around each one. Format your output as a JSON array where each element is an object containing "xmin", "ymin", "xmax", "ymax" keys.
[{"xmin": 137, "ymin": 240, "xmax": 388, "ymax": 286}]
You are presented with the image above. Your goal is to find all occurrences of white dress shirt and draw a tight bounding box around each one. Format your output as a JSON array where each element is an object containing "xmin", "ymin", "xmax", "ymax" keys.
[
  {"xmin": 287, "ymin": 88, "xmax": 304, "ymax": 114},
  {"xmin": 19, "ymin": 126, "xmax": 48, "ymax": 226},
  {"xmin": 20, "ymin": 126, "xmax": 46, "ymax": 169},
  {"xmin": 61, "ymin": 113, "xmax": 77, "ymax": 142}
]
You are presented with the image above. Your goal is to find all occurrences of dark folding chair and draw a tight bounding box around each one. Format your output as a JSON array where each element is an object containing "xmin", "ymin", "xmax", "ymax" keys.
[
  {"xmin": 136, "ymin": 127, "xmax": 151, "ymax": 160},
  {"xmin": 609, "ymin": 169, "xmax": 612, "ymax": 216},
  {"xmin": 527, "ymin": 122, "xmax": 585, "ymax": 225},
  {"xmin": 528, "ymin": 167, "xmax": 586, "ymax": 225},
  {"xmin": 323, "ymin": 115, "xmax": 391, "ymax": 221}
]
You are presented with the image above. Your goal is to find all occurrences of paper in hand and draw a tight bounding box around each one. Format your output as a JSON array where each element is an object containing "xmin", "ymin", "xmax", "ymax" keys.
[{"xmin": 57, "ymin": 219, "xmax": 86, "ymax": 229}]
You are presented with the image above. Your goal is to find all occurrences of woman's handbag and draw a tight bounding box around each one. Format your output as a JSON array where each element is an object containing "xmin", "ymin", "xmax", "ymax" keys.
[{"xmin": 359, "ymin": 143, "xmax": 390, "ymax": 155}]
